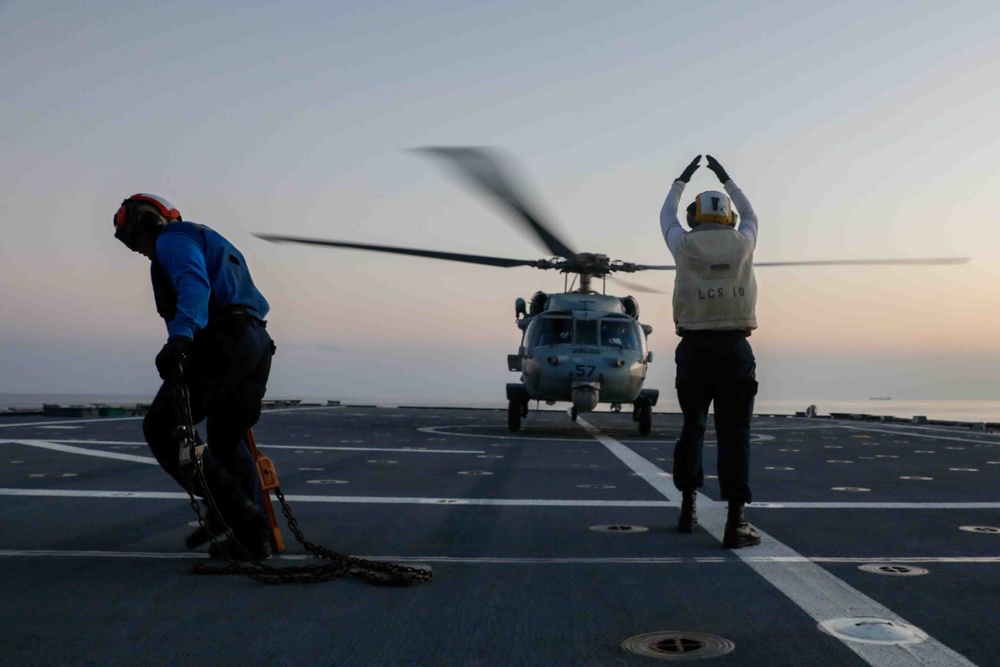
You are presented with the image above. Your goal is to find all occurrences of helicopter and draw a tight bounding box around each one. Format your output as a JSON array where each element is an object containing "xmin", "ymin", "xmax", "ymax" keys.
[{"xmin": 256, "ymin": 147, "xmax": 969, "ymax": 436}]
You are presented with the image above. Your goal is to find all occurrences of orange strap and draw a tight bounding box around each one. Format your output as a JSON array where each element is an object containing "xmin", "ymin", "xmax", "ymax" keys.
[{"xmin": 246, "ymin": 428, "xmax": 285, "ymax": 553}]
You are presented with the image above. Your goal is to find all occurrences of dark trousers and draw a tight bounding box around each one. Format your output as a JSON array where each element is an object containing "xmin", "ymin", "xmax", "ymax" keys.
[
  {"xmin": 143, "ymin": 316, "xmax": 274, "ymax": 517},
  {"xmin": 673, "ymin": 332, "xmax": 758, "ymax": 503}
]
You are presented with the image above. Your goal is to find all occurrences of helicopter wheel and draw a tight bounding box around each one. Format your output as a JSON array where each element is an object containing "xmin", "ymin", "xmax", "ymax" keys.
[
  {"xmin": 508, "ymin": 399, "xmax": 522, "ymax": 432},
  {"xmin": 637, "ymin": 403, "xmax": 652, "ymax": 436},
  {"xmin": 521, "ymin": 401, "xmax": 529, "ymax": 418},
  {"xmin": 570, "ymin": 406, "xmax": 578, "ymax": 422},
  {"xmin": 610, "ymin": 403, "xmax": 622, "ymax": 413}
]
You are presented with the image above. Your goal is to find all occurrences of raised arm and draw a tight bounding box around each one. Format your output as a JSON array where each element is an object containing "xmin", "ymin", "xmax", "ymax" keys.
[
  {"xmin": 660, "ymin": 155, "xmax": 701, "ymax": 257},
  {"xmin": 706, "ymin": 155, "xmax": 757, "ymax": 248}
]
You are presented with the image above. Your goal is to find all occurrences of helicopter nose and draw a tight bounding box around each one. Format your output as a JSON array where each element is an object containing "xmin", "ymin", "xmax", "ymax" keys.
[{"xmin": 571, "ymin": 383, "xmax": 600, "ymax": 412}]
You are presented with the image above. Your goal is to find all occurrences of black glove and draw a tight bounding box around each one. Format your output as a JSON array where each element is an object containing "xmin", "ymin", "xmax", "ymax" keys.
[
  {"xmin": 155, "ymin": 338, "xmax": 192, "ymax": 384},
  {"xmin": 705, "ymin": 155, "xmax": 730, "ymax": 183},
  {"xmin": 677, "ymin": 155, "xmax": 701, "ymax": 183}
]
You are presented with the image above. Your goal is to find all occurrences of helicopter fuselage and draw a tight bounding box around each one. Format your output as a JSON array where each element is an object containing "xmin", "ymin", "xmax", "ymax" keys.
[{"xmin": 507, "ymin": 292, "xmax": 658, "ymax": 414}]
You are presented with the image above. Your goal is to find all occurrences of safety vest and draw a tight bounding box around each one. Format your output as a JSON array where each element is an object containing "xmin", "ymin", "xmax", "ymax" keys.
[{"xmin": 672, "ymin": 225, "xmax": 757, "ymax": 333}]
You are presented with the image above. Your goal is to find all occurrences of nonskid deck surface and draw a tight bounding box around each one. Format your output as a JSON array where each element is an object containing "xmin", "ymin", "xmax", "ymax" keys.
[{"xmin": 1, "ymin": 407, "xmax": 998, "ymax": 666}]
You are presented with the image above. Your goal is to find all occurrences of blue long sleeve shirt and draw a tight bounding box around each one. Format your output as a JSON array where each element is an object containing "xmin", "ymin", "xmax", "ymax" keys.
[{"xmin": 152, "ymin": 221, "xmax": 269, "ymax": 341}]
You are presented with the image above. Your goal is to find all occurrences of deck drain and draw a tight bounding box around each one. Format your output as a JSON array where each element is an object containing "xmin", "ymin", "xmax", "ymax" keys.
[
  {"xmin": 765, "ymin": 466, "xmax": 794, "ymax": 471},
  {"xmin": 458, "ymin": 470, "xmax": 492, "ymax": 475},
  {"xmin": 367, "ymin": 459, "xmax": 397, "ymax": 464},
  {"xmin": 900, "ymin": 476, "xmax": 933, "ymax": 480},
  {"xmin": 859, "ymin": 563, "xmax": 929, "ymax": 576},
  {"xmin": 590, "ymin": 524, "xmax": 648, "ymax": 533},
  {"xmin": 577, "ymin": 484, "xmax": 616, "ymax": 489},
  {"xmin": 960, "ymin": 526, "xmax": 1000, "ymax": 534},
  {"xmin": 949, "ymin": 468, "xmax": 978, "ymax": 472},
  {"xmin": 827, "ymin": 460, "xmax": 853, "ymax": 464},
  {"xmin": 476, "ymin": 455, "xmax": 504, "ymax": 459},
  {"xmin": 832, "ymin": 487, "xmax": 870, "ymax": 492},
  {"xmin": 307, "ymin": 479, "xmax": 348, "ymax": 485},
  {"xmin": 819, "ymin": 617, "xmax": 927, "ymax": 645},
  {"xmin": 622, "ymin": 631, "xmax": 734, "ymax": 660}
]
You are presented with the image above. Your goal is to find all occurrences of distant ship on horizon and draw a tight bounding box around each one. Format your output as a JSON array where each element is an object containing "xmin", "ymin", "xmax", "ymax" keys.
[{"xmin": 868, "ymin": 396, "xmax": 892, "ymax": 401}]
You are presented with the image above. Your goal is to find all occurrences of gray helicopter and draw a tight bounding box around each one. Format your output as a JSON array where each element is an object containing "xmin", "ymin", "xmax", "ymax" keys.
[{"xmin": 257, "ymin": 147, "xmax": 969, "ymax": 435}]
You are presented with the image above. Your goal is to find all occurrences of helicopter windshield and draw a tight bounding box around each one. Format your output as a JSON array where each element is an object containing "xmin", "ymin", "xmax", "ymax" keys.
[
  {"xmin": 601, "ymin": 317, "xmax": 641, "ymax": 352},
  {"xmin": 527, "ymin": 316, "xmax": 573, "ymax": 348}
]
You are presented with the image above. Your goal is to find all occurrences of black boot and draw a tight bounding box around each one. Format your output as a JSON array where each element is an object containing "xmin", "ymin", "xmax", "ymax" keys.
[
  {"xmin": 678, "ymin": 490, "xmax": 698, "ymax": 533},
  {"xmin": 723, "ymin": 502, "xmax": 760, "ymax": 549},
  {"xmin": 208, "ymin": 529, "xmax": 273, "ymax": 561},
  {"xmin": 184, "ymin": 503, "xmax": 225, "ymax": 549}
]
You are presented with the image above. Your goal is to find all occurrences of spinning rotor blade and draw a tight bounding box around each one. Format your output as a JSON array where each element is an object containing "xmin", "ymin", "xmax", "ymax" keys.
[
  {"xmin": 256, "ymin": 234, "xmax": 541, "ymax": 269},
  {"xmin": 609, "ymin": 276, "xmax": 668, "ymax": 294},
  {"xmin": 753, "ymin": 257, "xmax": 970, "ymax": 268},
  {"xmin": 608, "ymin": 256, "xmax": 969, "ymax": 293},
  {"xmin": 626, "ymin": 256, "xmax": 969, "ymax": 271},
  {"xmin": 416, "ymin": 147, "xmax": 577, "ymax": 259}
]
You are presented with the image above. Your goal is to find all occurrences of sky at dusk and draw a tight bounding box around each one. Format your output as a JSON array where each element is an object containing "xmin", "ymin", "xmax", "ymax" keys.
[{"xmin": 2, "ymin": 1, "xmax": 998, "ymax": 409}]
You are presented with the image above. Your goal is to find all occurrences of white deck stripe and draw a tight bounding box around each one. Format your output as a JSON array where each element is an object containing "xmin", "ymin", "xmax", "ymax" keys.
[
  {"xmin": 0, "ymin": 405, "xmax": 341, "ymax": 430},
  {"xmin": 839, "ymin": 425, "xmax": 1000, "ymax": 446},
  {"xmin": 576, "ymin": 417, "xmax": 978, "ymax": 667},
  {"xmin": 0, "ymin": 488, "xmax": 672, "ymax": 506},
  {"xmin": 2, "ymin": 440, "xmax": 483, "ymax": 462},
  {"xmin": 1, "ymin": 549, "xmax": 999, "ymax": 565},
  {"xmin": 2, "ymin": 440, "xmax": 158, "ymax": 464},
  {"xmin": 3, "ymin": 487, "xmax": 1000, "ymax": 510}
]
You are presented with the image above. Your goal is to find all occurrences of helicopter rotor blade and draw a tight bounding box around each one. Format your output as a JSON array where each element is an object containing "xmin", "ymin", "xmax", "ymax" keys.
[
  {"xmin": 627, "ymin": 257, "xmax": 969, "ymax": 271},
  {"xmin": 608, "ymin": 275, "xmax": 668, "ymax": 294},
  {"xmin": 752, "ymin": 257, "xmax": 970, "ymax": 268},
  {"xmin": 256, "ymin": 234, "xmax": 543, "ymax": 269},
  {"xmin": 416, "ymin": 146, "xmax": 577, "ymax": 259}
]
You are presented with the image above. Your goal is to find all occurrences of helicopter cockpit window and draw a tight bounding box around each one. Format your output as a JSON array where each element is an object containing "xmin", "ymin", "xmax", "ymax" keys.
[
  {"xmin": 601, "ymin": 318, "xmax": 641, "ymax": 352},
  {"xmin": 575, "ymin": 319, "xmax": 599, "ymax": 346},
  {"xmin": 527, "ymin": 316, "xmax": 573, "ymax": 348}
]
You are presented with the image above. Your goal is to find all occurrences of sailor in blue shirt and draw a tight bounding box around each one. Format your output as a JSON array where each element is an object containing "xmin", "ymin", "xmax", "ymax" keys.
[{"xmin": 113, "ymin": 193, "xmax": 275, "ymax": 560}]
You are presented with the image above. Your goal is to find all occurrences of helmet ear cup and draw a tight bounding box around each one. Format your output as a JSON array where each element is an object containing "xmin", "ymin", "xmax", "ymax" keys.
[{"xmin": 686, "ymin": 202, "xmax": 698, "ymax": 228}]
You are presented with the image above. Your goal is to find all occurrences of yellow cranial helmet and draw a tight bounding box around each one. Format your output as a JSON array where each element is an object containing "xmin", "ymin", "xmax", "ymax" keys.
[{"xmin": 688, "ymin": 190, "xmax": 734, "ymax": 226}]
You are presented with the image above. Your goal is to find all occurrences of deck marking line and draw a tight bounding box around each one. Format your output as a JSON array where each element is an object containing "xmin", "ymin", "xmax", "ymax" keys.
[
  {"xmin": 0, "ymin": 488, "xmax": 673, "ymax": 506},
  {"xmin": 839, "ymin": 425, "xmax": 999, "ymax": 446},
  {"xmin": 0, "ymin": 405, "xmax": 341, "ymax": 430},
  {"xmin": 3, "ymin": 440, "xmax": 158, "ymax": 464},
  {"xmin": 6, "ymin": 439, "xmax": 481, "ymax": 459},
  {"xmin": 29, "ymin": 439, "xmax": 484, "ymax": 455},
  {"xmin": 577, "ymin": 417, "xmax": 978, "ymax": 667},
  {"xmin": 576, "ymin": 420, "xmax": 684, "ymax": 505},
  {"xmin": 4, "ymin": 485, "xmax": 999, "ymax": 511},
  {"xmin": 257, "ymin": 444, "xmax": 484, "ymax": 454},
  {"xmin": 3, "ymin": 550, "xmax": 1000, "ymax": 566}
]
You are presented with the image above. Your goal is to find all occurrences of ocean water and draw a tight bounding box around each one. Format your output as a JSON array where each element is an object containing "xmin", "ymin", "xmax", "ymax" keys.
[{"xmin": 1, "ymin": 392, "xmax": 997, "ymax": 424}]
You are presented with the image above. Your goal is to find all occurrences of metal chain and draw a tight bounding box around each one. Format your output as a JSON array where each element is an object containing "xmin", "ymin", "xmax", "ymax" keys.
[{"xmin": 173, "ymin": 383, "xmax": 432, "ymax": 585}]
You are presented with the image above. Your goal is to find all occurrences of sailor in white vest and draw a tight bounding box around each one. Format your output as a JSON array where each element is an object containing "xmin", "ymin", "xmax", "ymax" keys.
[{"xmin": 660, "ymin": 155, "xmax": 761, "ymax": 549}]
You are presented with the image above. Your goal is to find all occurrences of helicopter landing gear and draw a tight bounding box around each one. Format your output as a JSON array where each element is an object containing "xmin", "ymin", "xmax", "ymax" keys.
[
  {"xmin": 633, "ymin": 399, "xmax": 652, "ymax": 436},
  {"xmin": 508, "ymin": 398, "xmax": 526, "ymax": 432},
  {"xmin": 610, "ymin": 403, "xmax": 622, "ymax": 413},
  {"xmin": 570, "ymin": 406, "xmax": 578, "ymax": 422}
]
